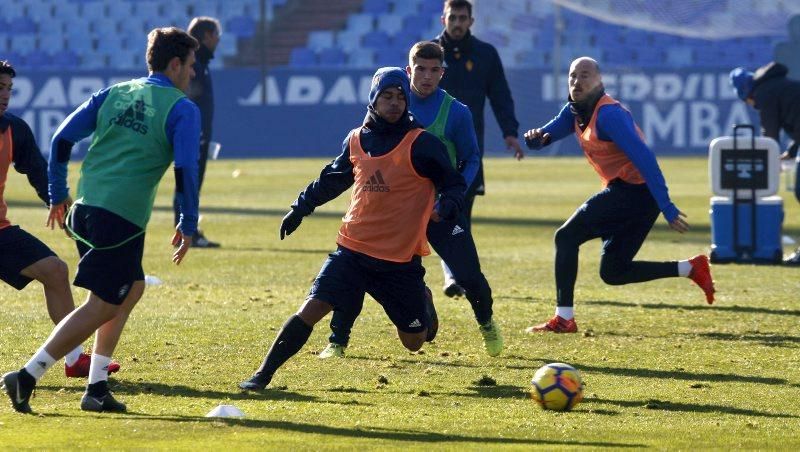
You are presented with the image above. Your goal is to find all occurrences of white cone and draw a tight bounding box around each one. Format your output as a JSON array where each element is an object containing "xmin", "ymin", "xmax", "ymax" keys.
[
  {"xmin": 783, "ymin": 235, "xmax": 796, "ymax": 245},
  {"xmin": 144, "ymin": 275, "xmax": 163, "ymax": 286},
  {"xmin": 206, "ymin": 404, "xmax": 245, "ymax": 418}
]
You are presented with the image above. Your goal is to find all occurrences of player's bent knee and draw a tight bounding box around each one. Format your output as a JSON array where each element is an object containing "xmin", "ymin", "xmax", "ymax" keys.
[
  {"xmin": 297, "ymin": 298, "xmax": 333, "ymax": 326},
  {"xmin": 554, "ymin": 226, "xmax": 579, "ymax": 249},
  {"xmin": 599, "ymin": 263, "xmax": 626, "ymax": 285},
  {"xmin": 26, "ymin": 256, "xmax": 69, "ymax": 286},
  {"xmin": 398, "ymin": 331, "xmax": 426, "ymax": 351}
]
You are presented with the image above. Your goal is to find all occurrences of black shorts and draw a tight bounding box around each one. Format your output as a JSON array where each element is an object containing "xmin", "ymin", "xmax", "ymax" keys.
[
  {"xmin": 309, "ymin": 246, "xmax": 429, "ymax": 334},
  {"xmin": 69, "ymin": 204, "xmax": 145, "ymax": 305},
  {"xmin": 0, "ymin": 225, "xmax": 57, "ymax": 290}
]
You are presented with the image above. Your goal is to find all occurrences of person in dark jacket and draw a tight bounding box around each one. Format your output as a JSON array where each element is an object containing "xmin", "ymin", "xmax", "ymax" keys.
[
  {"xmin": 730, "ymin": 62, "xmax": 800, "ymax": 264},
  {"xmin": 433, "ymin": 0, "xmax": 523, "ymax": 295},
  {"xmin": 174, "ymin": 16, "xmax": 221, "ymax": 248},
  {"xmin": 238, "ymin": 67, "xmax": 465, "ymax": 391}
]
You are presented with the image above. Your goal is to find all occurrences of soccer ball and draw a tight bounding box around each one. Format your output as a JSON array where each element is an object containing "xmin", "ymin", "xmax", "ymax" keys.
[{"xmin": 530, "ymin": 363, "xmax": 584, "ymax": 411}]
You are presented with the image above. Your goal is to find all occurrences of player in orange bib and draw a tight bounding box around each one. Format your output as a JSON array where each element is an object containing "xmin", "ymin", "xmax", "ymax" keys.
[
  {"xmin": 239, "ymin": 67, "xmax": 465, "ymax": 391},
  {"xmin": 523, "ymin": 57, "xmax": 715, "ymax": 333}
]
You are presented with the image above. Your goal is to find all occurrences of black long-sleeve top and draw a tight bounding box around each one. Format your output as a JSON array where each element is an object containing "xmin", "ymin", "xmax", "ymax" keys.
[
  {"xmin": 0, "ymin": 112, "xmax": 49, "ymax": 204},
  {"xmin": 291, "ymin": 110, "xmax": 466, "ymax": 217},
  {"xmin": 434, "ymin": 30, "xmax": 520, "ymax": 153}
]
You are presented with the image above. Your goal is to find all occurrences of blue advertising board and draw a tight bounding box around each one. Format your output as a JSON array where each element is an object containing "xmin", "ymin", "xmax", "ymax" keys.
[{"xmin": 7, "ymin": 67, "xmax": 760, "ymax": 158}]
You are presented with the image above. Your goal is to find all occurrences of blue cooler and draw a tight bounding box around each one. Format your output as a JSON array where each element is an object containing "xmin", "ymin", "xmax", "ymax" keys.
[{"xmin": 710, "ymin": 195, "xmax": 783, "ymax": 263}]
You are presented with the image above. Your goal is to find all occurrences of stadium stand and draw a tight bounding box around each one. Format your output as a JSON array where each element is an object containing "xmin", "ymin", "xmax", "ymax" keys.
[{"xmin": 0, "ymin": 0, "xmax": 797, "ymax": 71}]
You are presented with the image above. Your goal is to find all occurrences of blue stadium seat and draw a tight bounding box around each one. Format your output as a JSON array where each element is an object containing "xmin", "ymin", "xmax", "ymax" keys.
[
  {"xmin": 346, "ymin": 13, "xmax": 375, "ymax": 32},
  {"xmin": 108, "ymin": 50, "xmax": 137, "ymax": 70},
  {"xmin": 374, "ymin": 47, "xmax": 406, "ymax": 67},
  {"xmin": 38, "ymin": 33, "xmax": 66, "ymax": 52},
  {"xmin": 347, "ymin": 48, "xmax": 375, "ymax": 67},
  {"xmin": 361, "ymin": 30, "xmax": 390, "ymax": 49},
  {"xmin": 9, "ymin": 35, "xmax": 37, "ymax": 54},
  {"xmin": 289, "ymin": 47, "xmax": 316, "ymax": 67},
  {"xmin": 362, "ymin": 0, "xmax": 390, "ymax": 15},
  {"xmin": 377, "ymin": 13, "xmax": 405, "ymax": 35},
  {"xmin": 693, "ymin": 46, "xmax": 723, "ymax": 68},
  {"xmin": 49, "ymin": 49, "xmax": 79, "ymax": 69},
  {"xmin": 604, "ymin": 47, "xmax": 633, "ymax": 66},
  {"xmin": 665, "ymin": 47, "xmax": 692, "ymax": 67},
  {"xmin": 318, "ymin": 46, "xmax": 347, "ymax": 67},
  {"xmin": 390, "ymin": 0, "xmax": 418, "ymax": 16},
  {"xmin": 307, "ymin": 30, "xmax": 335, "ymax": 51},
  {"xmin": 336, "ymin": 29, "xmax": 365, "ymax": 53},
  {"xmin": 402, "ymin": 14, "xmax": 432, "ymax": 34},
  {"xmin": 9, "ymin": 17, "xmax": 37, "ymax": 34},
  {"xmin": 635, "ymin": 49, "xmax": 664, "ymax": 68},
  {"xmin": 227, "ymin": 15, "xmax": 256, "ymax": 39},
  {"xmin": 418, "ymin": 1, "xmax": 441, "ymax": 15},
  {"xmin": 391, "ymin": 30, "xmax": 421, "ymax": 51}
]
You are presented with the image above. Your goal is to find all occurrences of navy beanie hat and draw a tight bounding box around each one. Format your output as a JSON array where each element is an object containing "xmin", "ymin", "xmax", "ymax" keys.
[
  {"xmin": 729, "ymin": 67, "xmax": 754, "ymax": 100},
  {"xmin": 368, "ymin": 67, "xmax": 410, "ymax": 108}
]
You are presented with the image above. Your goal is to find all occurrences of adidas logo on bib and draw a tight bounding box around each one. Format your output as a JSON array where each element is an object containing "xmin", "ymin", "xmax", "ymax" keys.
[{"xmin": 362, "ymin": 170, "xmax": 390, "ymax": 192}]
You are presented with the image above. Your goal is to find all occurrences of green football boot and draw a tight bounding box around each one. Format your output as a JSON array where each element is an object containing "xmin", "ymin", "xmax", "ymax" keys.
[
  {"xmin": 318, "ymin": 343, "xmax": 346, "ymax": 359},
  {"xmin": 478, "ymin": 318, "xmax": 504, "ymax": 357}
]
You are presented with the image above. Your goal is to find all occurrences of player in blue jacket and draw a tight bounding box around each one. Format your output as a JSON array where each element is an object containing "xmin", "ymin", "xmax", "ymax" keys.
[
  {"xmin": 3, "ymin": 28, "xmax": 201, "ymax": 414},
  {"xmin": 523, "ymin": 57, "xmax": 715, "ymax": 334},
  {"xmin": 319, "ymin": 42, "xmax": 503, "ymax": 358}
]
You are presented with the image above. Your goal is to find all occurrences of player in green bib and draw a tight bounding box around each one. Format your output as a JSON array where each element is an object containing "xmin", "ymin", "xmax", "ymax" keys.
[{"xmin": 3, "ymin": 28, "xmax": 201, "ymax": 414}]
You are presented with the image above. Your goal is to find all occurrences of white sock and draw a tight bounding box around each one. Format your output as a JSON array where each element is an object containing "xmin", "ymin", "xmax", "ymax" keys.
[
  {"xmin": 24, "ymin": 348, "xmax": 57, "ymax": 381},
  {"xmin": 678, "ymin": 260, "xmax": 692, "ymax": 277},
  {"xmin": 441, "ymin": 260, "xmax": 455, "ymax": 282},
  {"xmin": 555, "ymin": 306, "xmax": 574, "ymax": 320},
  {"xmin": 64, "ymin": 345, "xmax": 84, "ymax": 367},
  {"xmin": 88, "ymin": 354, "xmax": 112, "ymax": 385}
]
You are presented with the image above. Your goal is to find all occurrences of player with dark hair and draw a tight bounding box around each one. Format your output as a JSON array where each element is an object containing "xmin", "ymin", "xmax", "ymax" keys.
[
  {"xmin": 0, "ymin": 60, "xmax": 121, "ymax": 379},
  {"xmin": 319, "ymin": 42, "xmax": 503, "ymax": 359},
  {"xmin": 2, "ymin": 27, "xmax": 201, "ymax": 414},
  {"xmin": 523, "ymin": 57, "xmax": 715, "ymax": 333},
  {"xmin": 730, "ymin": 62, "xmax": 800, "ymax": 264},
  {"xmin": 174, "ymin": 16, "xmax": 222, "ymax": 248},
  {"xmin": 238, "ymin": 67, "xmax": 465, "ymax": 391},
  {"xmin": 433, "ymin": 0, "xmax": 524, "ymax": 297}
]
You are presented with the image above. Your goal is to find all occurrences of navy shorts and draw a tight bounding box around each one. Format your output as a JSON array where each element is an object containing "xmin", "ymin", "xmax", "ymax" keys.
[
  {"xmin": 69, "ymin": 204, "xmax": 145, "ymax": 305},
  {"xmin": 0, "ymin": 225, "xmax": 57, "ymax": 290},
  {"xmin": 309, "ymin": 246, "xmax": 429, "ymax": 334}
]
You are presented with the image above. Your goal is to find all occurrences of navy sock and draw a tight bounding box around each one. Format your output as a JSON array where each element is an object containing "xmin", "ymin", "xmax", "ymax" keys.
[{"xmin": 255, "ymin": 315, "xmax": 313, "ymax": 379}]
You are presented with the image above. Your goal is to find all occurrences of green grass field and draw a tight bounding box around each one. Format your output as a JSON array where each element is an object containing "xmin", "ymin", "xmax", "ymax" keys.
[{"xmin": 1, "ymin": 157, "xmax": 799, "ymax": 449}]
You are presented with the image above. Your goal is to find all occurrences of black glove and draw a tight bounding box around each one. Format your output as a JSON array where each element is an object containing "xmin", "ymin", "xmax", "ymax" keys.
[
  {"xmin": 279, "ymin": 209, "xmax": 304, "ymax": 240},
  {"xmin": 436, "ymin": 198, "xmax": 459, "ymax": 222}
]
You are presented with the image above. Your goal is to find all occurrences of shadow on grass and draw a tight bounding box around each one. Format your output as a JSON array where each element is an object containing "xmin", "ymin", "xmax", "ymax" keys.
[
  {"xmin": 105, "ymin": 413, "xmax": 644, "ymax": 447},
  {"xmin": 586, "ymin": 396, "xmax": 799, "ymax": 418},
  {"xmin": 39, "ymin": 381, "xmax": 322, "ymax": 403},
  {"xmin": 586, "ymin": 300, "xmax": 800, "ymax": 317},
  {"xmin": 698, "ymin": 332, "xmax": 800, "ymax": 348},
  {"xmin": 505, "ymin": 361, "xmax": 788, "ymax": 385},
  {"xmin": 344, "ymin": 354, "xmax": 486, "ymax": 369}
]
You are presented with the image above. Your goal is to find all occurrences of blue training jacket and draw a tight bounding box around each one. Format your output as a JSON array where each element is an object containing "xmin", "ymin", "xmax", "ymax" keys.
[
  {"xmin": 48, "ymin": 74, "xmax": 201, "ymax": 235},
  {"xmin": 537, "ymin": 101, "xmax": 679, "ymax": 223},
  {"xmin": 410, "ymin": 88, "xmax": 480, "ymax": 192}
]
